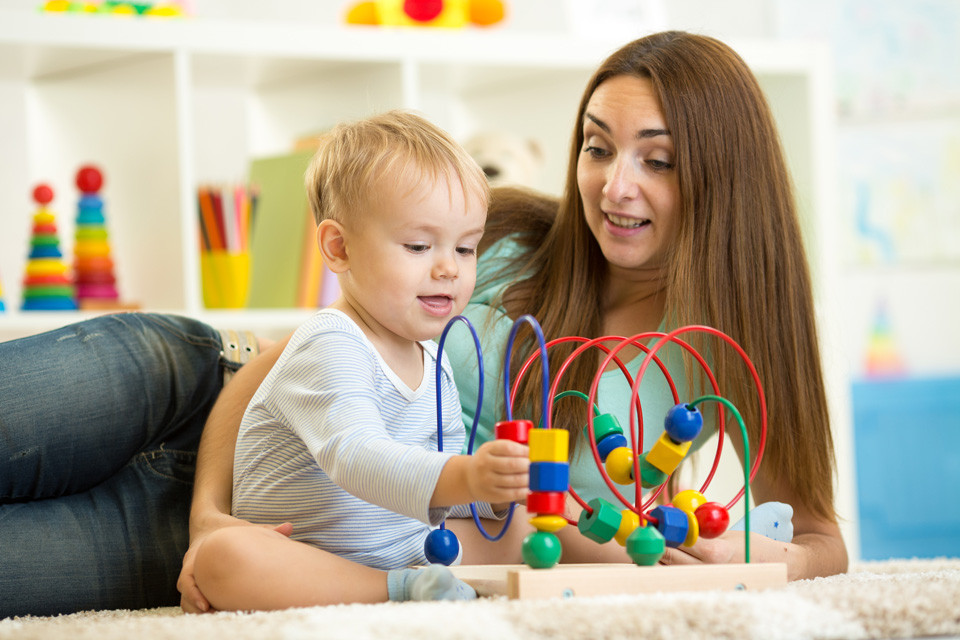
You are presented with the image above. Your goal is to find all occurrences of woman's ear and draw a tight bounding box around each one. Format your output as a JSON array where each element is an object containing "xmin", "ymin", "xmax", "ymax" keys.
[{"xmin": 317, "ymin": 219, "xmax": 349, "ymax": 273}]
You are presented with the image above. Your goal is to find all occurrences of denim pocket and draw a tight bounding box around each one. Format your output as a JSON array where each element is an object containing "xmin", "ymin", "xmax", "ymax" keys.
[{"xmin": 138, "ymin": 448, "xmax": 198, "ymax": 485}]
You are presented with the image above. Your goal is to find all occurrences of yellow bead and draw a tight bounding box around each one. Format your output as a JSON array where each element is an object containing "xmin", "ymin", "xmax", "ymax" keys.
[
  {"xmin": 644, "ymin": 431, "xmax": 691, "ymax": 475},
  {"xmin": 26, "ymin": 259, "xmax": 68, "ymax": 277},
  {"xmin": 614, "ymin": 509, "xmax": 640, "ymax": 546},
  {"xmin": 672, "ymin": 489, "xmax": 707, "ymax": 514},
  {"xmin": 605, "ymin": 446, "xmax": 634, "ymax": 485},
  {"xmin": 529, "ymin": 428, "xmax": 569, "ymax": 463},
  {"xmin": 529, "ymin": 514, "xmax": 568, "ymax": 533},
  {"xmin": 682, "ymin": 508, "xmax": 699, "ymax": 547}
]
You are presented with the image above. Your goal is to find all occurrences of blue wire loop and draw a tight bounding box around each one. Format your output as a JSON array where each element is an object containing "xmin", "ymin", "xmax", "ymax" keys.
[{"xmin": 503, "ymin": 314, "xmax": 551, "ymax": 426}]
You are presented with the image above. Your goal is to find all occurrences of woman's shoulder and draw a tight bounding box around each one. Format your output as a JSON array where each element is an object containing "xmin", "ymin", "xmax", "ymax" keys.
[{"xmin": 474, "ymin": 235, "xmax": 530, "ymax": 302}]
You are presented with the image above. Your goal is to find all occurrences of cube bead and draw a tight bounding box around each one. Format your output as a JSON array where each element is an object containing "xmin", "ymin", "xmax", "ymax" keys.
[
  {"xmin": 644, "ymin": 431, "xmax": 692, "ymax": 475},
  {"xmin": 529, "ymin": 461, "xmax": 570, "ymax": 493},
  {"xmin": 529, "ymin": 428, "xmax": 569, "ymax": 462}
]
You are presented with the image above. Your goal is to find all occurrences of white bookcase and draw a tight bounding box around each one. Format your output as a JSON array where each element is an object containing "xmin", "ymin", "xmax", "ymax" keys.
[{"xmin": 0, "ymin": 11, "xmax": 836, "ymax": 343}]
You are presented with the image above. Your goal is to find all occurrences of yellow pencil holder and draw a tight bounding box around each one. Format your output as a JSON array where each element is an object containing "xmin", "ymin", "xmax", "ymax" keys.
[{"xmin": 201, "ymin": 251, "xmax": 250, "ymax": 309}]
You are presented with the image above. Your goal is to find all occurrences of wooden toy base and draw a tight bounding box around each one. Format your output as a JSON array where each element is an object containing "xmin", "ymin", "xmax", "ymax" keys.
[{"xmin": 450, "ymin": 562, "xmax": 787, "ymax": 599}]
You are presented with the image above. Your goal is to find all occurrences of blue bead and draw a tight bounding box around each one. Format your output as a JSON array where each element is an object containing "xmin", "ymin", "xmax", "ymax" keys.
[
  {"xmin": 650, "ymin": 505, "xmax": 689, "ymax": 548},
  {"xmin": 424, "ymin": 528, "xmax": 460, "ymax": 566},
  {"xmin": 664, "ymin": 403, "xmax": 703, "ymax": 443},
  {"xmin": 529, "ymin": 461, "xmax": 570, "ymax": 492},
  {"xmin": 596, "ymin": 432, "xmax": 628, "ymax": 462}
]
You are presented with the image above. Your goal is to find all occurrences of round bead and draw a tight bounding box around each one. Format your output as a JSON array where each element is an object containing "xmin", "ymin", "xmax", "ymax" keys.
[
  {"xmin": 522, "ymin": 531, "xmax": 562, "ymax": 569},
  {"xmin": 33, "ymin": 184, "xmax": 54, "ymax": 205},
  {"xmin": 605, "ymin": 446, "xmax": 634, "ymax": 485},
  {"xmin": 596, "ymin": 432, "xmax": 628, "ymax": 463},
  {"xmin": 695, "ymin": 502, "xmax": 730, "ymax": 539},
  {"xmin": 650, "ymin": 505, "xmax": 689, "ymax": 548},
  {"xmin": 495, "ymin": 419, "xmax": 533, "ymax": 444},
  {"xmin": 404, "ymin": 0, "xmax": 443, "ymax": 22},
  {"xmin": 625, "ymin": 525, "xmax": 665, "ymax": 566},
  {"xmin": 576, "ymin": 498, "xmax": 622, "ymax": 544},
  {"xmin": 423, "ymin": 528, "xmax": 460, "ymax": 566},
  {"xmin": 76, "ymin": 165, "xmax": 103, "ymax": 193},
  {"xmin": 638, "ymin": 455, "xmax": 668, "ymax": 488},
  {"xmin": 672, "ymin": 489, "xmax": 707, "ymax": 514},
  {"xmin": 614, "ymin": 509, "xmax": 640, "ymax": 546},
  {"xmin": 526, "ymin": 491, "xmax": 566, "ymax": 515},
  {"xmin": 664, "ymin": 403, "xmax": 704, "ymax": 443},
  {"xmin": 682, "ymin": 508, "xmax": 699, "ymax": 547}
]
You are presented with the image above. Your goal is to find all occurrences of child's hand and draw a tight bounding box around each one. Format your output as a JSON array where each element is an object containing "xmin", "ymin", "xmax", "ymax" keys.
[{"xmin": 465, "ymin": 439, "xmax": 530, "ymax": 505}]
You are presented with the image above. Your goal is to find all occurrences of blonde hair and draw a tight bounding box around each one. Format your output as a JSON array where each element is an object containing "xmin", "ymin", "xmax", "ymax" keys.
[
  {"xmin": 305, "ymin": 110, "xmax": 489, "ymax": 226},
  {"xmin": 483, "ymin": 32, "xmax": 837, "ymax": 521}
]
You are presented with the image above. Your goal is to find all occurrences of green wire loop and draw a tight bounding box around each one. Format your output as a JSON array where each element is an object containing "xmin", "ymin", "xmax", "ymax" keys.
[{"xmin": 690, "ymin": 395, "xmax": 751, "ymax": 563}]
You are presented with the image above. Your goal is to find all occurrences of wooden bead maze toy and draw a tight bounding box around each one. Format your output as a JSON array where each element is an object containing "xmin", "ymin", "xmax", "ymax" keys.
[{"xmin": 433, "ymin": 314, "xmax": 787, "ymax": 599}]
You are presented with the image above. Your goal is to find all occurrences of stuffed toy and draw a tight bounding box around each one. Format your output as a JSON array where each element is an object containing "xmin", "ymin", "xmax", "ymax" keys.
[
  {"xmin": 345, "ymin": 0, "xmax": 505, "ymax": 28},
  {"xmin": 463, "ymin": 131, "xmax": 544, "ymax": 189}
]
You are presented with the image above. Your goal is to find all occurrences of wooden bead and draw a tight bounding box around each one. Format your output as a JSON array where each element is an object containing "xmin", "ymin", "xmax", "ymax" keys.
[
  {"xmin": 526, "ymin": 491, "xmax": 566, "ymax": 515},
  {"xmin": 529, "ymin": 461, "xmax": 570, "ymax": 493},
  {"xmin": 528, "ymin": 428, "xmax": 569, "ymax": 462},
  {"xmin": 626, "ymin": 524, "xmax": 665, "ymax": 566},
  {"xmin": 638, "ymin": 456, "xmax": 669, "ymax": 488},
  {"xmin": 588, "ymin": 412, "xmax": 624, "ymax": 443},
  {"xmin": 596, "ymin": 432, "xmax": 629, "ymax": 462},
  {"xmin": 695, "ymin": 502, "xmax": 730, "ymax": 538},
  {"xmin": 672, "ymin": 489, "xmax": 707, "ymax": 514},
  {"xmin": 682, "ymin": 507, "xmax": 699, "ymax": 547},
  {"xmin": 423, "ymin": 528, "xmax": 460, "ymax": 566},
  {"xmin": 614, "ymin": 509, "xmax": 640, "ymax": 546},
  {"xmin": 495, "ymin": 419, "xmax": 533, "ymax": 444},
  {"xmin": 664, "ymin": 403, "xmax": 704, "ymax": 443},
  {"xmin": 576, "ymin": 498, "xmax": 622, "ymax": 544},
  {"xmin": 605, "ymin": 446, "xmax": 635, "ymax": 485},
  {"xmin": 522, "ymin": 531, "xmax": 562, "ymax": 569},
  {"xmin": 650, "ymin": 505, "xmax": 689, "ymax": 548},
  {"xmin": 644, "ymin": 431, "xmax": 692, "ymax": 475},
  {"xmin": 529, "ymin": 514, "xmax": 568, "ymax": 533}
]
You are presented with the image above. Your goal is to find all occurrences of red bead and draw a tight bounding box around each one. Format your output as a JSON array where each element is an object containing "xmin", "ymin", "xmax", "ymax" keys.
[
  {"xmin": 33, "ymin": 184, "xmax": 54, "ymax": 205},
  {"xmin": 526, "ymin": 491, "xmax": 565, "ymax": 515},
  {"xmin": 76, "ymin": 165, "xmax": 103, "ymax": 193},
  {"xmin": 695, "ymin": 502, "xmax": 730, "ymax": 538},
  {"xmin": 404, "ymin": 0, "xmax": 443, "ymax": 22},
  {"xmin": 495, "ymin": 419, "xmax": 533, "ymax": 444}
]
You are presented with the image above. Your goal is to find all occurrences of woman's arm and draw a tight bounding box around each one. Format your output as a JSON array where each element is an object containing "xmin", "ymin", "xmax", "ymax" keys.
[{"xmin": 178, "ymin": 334, "xmax": 292, "ymax": 612}]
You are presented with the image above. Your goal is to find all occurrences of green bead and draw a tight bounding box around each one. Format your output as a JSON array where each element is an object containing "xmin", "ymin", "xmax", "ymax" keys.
[
  {"xmin": 522, "ymin": 531, "xmax": 562, "ymax": 569},
  {"xmin": 639, "ymin": 454, "xmax": 669, "ymax": 488},
  {"xmin": 585, "ymin": 413, "xmax": 624, "ymax": 444},
  {"xmin": 576, "ymin": 497, "xmax": 622, "ymax": 544},
  {"xmin": 626, "ymin": 525, "xmax": 665, "ymax": 566}
]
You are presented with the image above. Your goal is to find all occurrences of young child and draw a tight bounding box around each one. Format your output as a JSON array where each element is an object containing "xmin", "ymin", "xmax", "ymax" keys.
[{"xmin": 192, "ymin": 110, "xmax": 530, "ymax": 611}]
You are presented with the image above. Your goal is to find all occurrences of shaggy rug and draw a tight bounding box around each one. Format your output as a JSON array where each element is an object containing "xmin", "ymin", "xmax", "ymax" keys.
[{"xmin": 2, "ymin": 559, "xmax": 958, "ymax": 640}]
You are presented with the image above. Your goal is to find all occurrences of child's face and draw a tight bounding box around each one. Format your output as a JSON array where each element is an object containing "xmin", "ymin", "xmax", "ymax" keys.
[{"xmin": 340, "ymin": 171, "xmax": 486, "ymax": 344}]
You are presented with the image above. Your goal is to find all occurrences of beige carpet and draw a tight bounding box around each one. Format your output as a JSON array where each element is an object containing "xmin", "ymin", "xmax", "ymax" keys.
[{"xmin": 2, "ymin": 559, "xmax": 959, "ymax": 639}]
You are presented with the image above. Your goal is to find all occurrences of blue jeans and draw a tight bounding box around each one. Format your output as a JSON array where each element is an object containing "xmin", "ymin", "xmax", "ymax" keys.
[{"xmin": 0, "ymin": 313, "xmax": 231, "ymax": 618}]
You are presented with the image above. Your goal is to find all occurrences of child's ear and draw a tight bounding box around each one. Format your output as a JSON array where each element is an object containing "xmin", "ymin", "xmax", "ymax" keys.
[{"xmin": 317, "ymin": 219, "xmax": 349, "ymax": 273}]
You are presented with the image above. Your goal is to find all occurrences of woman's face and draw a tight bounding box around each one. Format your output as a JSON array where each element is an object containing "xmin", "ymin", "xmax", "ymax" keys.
[{"xmin": 577, "ymin": 75, "xmax": 680, "ymax": 274}]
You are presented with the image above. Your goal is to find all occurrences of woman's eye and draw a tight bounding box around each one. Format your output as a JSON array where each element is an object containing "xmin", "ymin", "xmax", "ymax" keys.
[
  {"xmin": 404, "ymin": 244, "xmax": 429, "ymax": 253},
  {"xmin": 647, "ymin": 158, "xmax": 675, "ymax": 171},
  {"xmin": 583, "ymin": 145, "xmax": 610, "ymax": 159}
]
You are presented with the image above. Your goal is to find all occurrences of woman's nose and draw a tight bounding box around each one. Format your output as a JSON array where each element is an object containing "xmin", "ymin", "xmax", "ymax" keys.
[{"xmin": 602, "ymin": 156, "xmax": 640, "ymax": 202}]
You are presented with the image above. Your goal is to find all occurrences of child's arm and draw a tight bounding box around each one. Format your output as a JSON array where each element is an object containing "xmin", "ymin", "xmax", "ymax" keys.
[{"xmin": 430, "ymin": 439, "xmax": 530, "ymax": 508}]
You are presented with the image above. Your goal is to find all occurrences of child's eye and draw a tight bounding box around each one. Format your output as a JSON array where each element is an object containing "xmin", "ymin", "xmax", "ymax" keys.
[
  {"xmin": 456, "ymin": 247, "xmax": 476, "ymax": 256},
  {"xmin": 404, "ymin": 244, "xmax": 429, "ymax": 253}
]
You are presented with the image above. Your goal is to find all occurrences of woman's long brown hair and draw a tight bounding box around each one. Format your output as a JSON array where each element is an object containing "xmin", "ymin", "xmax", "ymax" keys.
[{"xmin": 480, "ymin": 31, "xmax": 836, "ymax": 520}]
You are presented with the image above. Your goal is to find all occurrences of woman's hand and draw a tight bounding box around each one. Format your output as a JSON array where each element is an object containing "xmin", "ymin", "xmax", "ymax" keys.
[
  {"xmin": 178, "ymin": 516, "xmax": 293, "ymax": 613},
  {"xmin": 659, "ymin": 529, "xmax": 791, "ymax": 568}
]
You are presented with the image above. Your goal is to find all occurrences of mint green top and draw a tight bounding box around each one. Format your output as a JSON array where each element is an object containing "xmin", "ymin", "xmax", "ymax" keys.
[{"xmin": 442, "ymin": 237, "xmax": 713, "ymax": 507}]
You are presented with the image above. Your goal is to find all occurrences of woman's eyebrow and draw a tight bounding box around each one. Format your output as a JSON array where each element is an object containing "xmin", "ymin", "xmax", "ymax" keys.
[{"xmin": 584, "ymin": 112, "xmax": 670, "ymax": 139}]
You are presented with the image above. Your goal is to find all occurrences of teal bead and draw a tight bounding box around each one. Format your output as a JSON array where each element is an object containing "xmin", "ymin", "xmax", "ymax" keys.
[
  {"xmin": 638, "ymin": 455, "xmax": 669, "ymax": 488},
  {"xmin": 625, "ymin": 525, "xmax": 665, "ymax": 566},
  {"xmin": 522, "ymin": 531, "xmax": 562, "ymax": 569},
  {"xmin": 576, "ymin": 497, "xmax": 622, "ymax": 544}
]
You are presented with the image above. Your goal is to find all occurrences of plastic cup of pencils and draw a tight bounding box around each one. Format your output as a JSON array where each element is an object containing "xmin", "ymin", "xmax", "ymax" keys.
[{"xmin": 201, "ymin": 250, "xmax": 250, "ymax": 308}]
